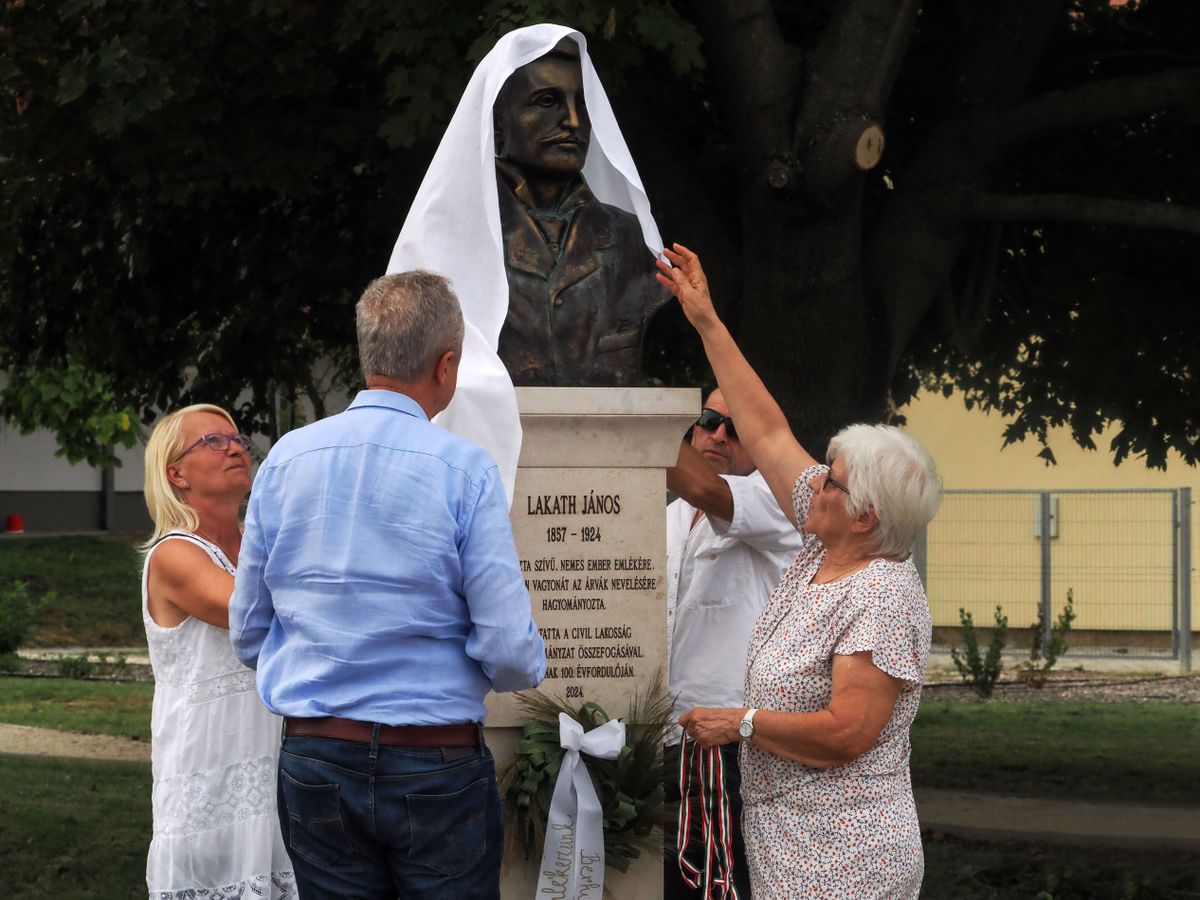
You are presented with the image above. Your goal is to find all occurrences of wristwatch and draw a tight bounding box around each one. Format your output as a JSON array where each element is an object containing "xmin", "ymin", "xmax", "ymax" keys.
[{"xmin": 738, "ymin": 708, "xmax": 758, "ymax": 741}]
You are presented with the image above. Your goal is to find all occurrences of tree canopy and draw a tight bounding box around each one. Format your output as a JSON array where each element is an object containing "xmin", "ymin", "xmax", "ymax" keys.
[{"xmin": 1, "ymin": 0, "xmax": 1196, "ymax": 468}]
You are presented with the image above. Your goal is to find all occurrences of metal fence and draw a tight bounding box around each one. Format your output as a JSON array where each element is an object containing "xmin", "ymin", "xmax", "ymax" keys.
[{"xmin": 916, "ymin": 488, "xmax": 1193, "ymax": 670}]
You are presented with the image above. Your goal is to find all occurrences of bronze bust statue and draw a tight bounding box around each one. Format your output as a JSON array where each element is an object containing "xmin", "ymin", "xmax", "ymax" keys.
[{"xmin": 493, "ymin": 40, "xmax": 667, "ymax": 386}]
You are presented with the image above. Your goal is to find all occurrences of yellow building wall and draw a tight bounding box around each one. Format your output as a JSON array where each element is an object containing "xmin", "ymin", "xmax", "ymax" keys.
[{"xmin": 898, "ymin": 391, "xmax": 1196, "ymax": 636}]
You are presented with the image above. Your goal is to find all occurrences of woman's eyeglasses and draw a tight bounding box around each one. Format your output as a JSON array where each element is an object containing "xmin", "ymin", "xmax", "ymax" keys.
[
  {"xmin": 695, "ymin": 408, "xmax": 737, "ymax": 441},
  {"xmin": 823, "ymin": 473, "xmax": 851, "ymax": 495},
  {"xmin": 176, "ymin": 432, "xmax": 252, "ymax": 461}
]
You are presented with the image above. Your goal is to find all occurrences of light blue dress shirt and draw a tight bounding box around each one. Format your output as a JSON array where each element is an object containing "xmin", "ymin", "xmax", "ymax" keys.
[{"xmin": 229, "ymin": 389, "xmax": 545, "ymax": 725}]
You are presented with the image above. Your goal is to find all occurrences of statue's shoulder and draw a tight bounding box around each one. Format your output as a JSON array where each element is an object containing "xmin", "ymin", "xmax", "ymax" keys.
[
  {"xmin": 573, "ymin": 192, "xmax": 649, "ymax": 256},
  {"xmin": 585, "ymin": 194, "xmax": 639, "ymax": 228}
]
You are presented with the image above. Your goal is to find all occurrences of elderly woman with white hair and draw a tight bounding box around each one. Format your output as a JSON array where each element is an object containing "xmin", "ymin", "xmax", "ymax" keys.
[
  {"xmin": 658, "ymin": 246, "xmax": 941, "ymax": 899},
  {"xmin": 141, "ymin": 405, "xmax": 295, "ymax": 899}
]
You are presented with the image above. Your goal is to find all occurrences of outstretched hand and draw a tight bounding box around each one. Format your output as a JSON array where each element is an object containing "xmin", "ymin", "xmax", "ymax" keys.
[{"xmin": 655, "ymin": 244, "xmax": 721, "ymax": 333}]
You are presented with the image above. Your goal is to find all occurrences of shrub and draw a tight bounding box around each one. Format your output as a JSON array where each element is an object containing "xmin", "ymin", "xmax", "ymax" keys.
[
  {"xmin": 0, "ymin": 580, "xmax": 48, "ymax": 655},
  {"xmin": 1020, "ymin": 589, "xmax": 1076, "ymax": 688},
  {"xmin": 56, "ymin": 653, "xmax": 96, "ymax": 680},
  {"xmin": 90, "ymin": 651, "xmax": 130, "ymax": 679},
  {"xmin": 52, "ymin": 651, "xmax": 133, "ymax": 680},
  {"xmin": 950, "ymin": 605, "xmax": 1008, "ymax": 698}
]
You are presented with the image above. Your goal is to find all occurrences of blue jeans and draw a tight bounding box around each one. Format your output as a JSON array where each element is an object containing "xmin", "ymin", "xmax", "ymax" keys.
[{"xmin": 278, "ymin": 733, "xmax": 503, "ymax": 899}]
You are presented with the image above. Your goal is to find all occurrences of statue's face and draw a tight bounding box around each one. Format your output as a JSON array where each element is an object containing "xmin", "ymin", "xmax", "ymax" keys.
[{"xmin": 495, "ymin": 52, "xmax": 590, "ymax": 180}]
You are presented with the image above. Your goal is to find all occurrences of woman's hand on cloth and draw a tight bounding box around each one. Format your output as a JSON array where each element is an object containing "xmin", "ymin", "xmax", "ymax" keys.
[
  {"xmin": 656, "ymin": 244, "xmax": 722, "ymax": 334},
  {"xmin": 679, "ymin": 706, "xmax": 746, "ymax": 748},
  {"xmin": 656, "ymin": 241, "xmax": 819, "ymax": 524}
]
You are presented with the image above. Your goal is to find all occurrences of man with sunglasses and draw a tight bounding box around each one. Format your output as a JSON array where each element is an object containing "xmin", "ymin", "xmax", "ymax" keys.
[{"xmin": 664, "ymin": 389, "xmax": 803, "ymax": 898}]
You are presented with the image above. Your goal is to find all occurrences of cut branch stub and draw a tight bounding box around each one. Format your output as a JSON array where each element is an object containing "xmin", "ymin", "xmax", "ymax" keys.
[
  {"xmin": 855, "ymin": 124, "xmax": 885, "ymax": 171},
  {"xmin": 802, "ymin": 118, "xmax": 886, "ymax": 206},
  {"xmin": 766, "ymin": 159, "xmax": 793, "ymax": 190}
]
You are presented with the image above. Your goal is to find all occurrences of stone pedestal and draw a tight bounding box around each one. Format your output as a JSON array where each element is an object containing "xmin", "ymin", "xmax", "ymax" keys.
[{"xmin": 486, "ymin": 386, "xmax": 698, "ymax": 899}]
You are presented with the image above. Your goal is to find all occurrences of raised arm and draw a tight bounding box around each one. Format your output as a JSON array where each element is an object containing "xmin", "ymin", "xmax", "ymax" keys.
[
  {"xmin": 666, "ymin": 439, "xmax": 735, "ymax": 522},
  {"xmin": 656, "ymin": 244, "xmax": 819, "ymax": 525}
]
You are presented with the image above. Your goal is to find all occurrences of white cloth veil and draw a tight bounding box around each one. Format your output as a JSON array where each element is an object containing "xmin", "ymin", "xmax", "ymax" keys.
[{"xmin": 387, "ymin": 23, "xmax": 664, "ymax": 505}]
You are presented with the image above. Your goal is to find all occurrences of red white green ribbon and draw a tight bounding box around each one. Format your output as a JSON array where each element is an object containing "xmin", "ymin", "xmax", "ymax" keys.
[{"xmin": 675, "ymin": 736, "xmax": 741, "ymax": 899}]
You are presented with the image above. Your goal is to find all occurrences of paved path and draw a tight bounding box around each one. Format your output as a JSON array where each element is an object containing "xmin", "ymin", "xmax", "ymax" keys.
[
  {"xmin": 915, "ymin": 787, "xmax": 1200, "ymax": 852},
  {"xmin": 0, "ymin": 722, "xmax": 150, "ymax": 763}
]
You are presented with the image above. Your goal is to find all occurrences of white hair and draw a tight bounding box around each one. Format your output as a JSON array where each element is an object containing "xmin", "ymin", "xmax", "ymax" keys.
[{"xmin": 827, "ymin": 424, "xmax": 942, "ymax": 559}]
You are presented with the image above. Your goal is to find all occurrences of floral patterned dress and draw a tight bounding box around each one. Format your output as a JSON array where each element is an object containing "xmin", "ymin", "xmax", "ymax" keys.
[{"xmin": 740, "ymin": 465, "xmax": 931, "ymax": 899}]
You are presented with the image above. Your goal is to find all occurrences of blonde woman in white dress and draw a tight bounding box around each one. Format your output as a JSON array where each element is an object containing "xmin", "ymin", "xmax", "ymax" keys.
[{"xmin": 141, "ymin": 404, "xmax": 295, "ymax": 900}]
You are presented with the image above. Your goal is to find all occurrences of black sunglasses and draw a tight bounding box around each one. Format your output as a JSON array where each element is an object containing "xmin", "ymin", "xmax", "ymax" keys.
[{"xmin": 695, "ymin": 408, "xmax": 737, "ymax": 441}]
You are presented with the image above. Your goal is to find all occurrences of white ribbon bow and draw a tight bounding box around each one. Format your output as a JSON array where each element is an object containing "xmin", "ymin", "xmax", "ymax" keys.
[{"xmin": 535, "ymin": 712, "xmax": 626, "ymax": 900}]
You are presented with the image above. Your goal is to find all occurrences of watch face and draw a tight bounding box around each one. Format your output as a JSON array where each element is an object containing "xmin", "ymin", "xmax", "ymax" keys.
[{"xmin": 738, "ymin": 720, "xmax": 753, "ymax": 738}]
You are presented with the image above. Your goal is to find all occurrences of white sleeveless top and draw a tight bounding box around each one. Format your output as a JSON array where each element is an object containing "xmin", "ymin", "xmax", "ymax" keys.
[{"xmin": 141, "ymin": 531, "xmax": 295, "ymax": 900}]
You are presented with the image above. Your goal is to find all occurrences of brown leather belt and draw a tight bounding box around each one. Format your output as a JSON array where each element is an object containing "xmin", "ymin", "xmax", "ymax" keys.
[{"xmin": 284, "ymin": 716, "xmax": 481, "ymax": 748}]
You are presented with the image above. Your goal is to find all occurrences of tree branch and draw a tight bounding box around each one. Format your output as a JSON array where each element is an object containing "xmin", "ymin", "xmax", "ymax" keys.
[
  {"xmin": 797, "ymin": 0, "xmax": 921, "ymax": 142},
  {"xmin": 997, "ymin": 67, "xmax": 1200, "ymax": 146},
  {"xmin": 791, "ymin": 0, "xmax": 920, "ymax": 204},
  {"xmin": 968, "ymin": 191, "xmax": 1200, "ymax": 236},
  {"xmin": 691, "ymin": 0, "xmax": 797, "ymax": 165},
  {"xmin": 864, "ymin": 0, "xmax": 922, "ymax": 112}
]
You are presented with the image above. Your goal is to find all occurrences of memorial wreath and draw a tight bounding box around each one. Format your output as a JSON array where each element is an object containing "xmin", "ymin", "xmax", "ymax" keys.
[{"xmin": 499, "ymin": 671, "xmax": 673, "ymax": 874}]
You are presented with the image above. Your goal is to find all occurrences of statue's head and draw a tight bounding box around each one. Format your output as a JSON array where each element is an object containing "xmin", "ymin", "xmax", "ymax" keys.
[{"xmin": 494, "ymin": 38, "xmax": 591, "ymax": 182}]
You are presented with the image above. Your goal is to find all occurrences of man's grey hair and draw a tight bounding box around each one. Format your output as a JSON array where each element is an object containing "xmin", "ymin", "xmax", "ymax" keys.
[
  {"xmin": 356, "ymin": 271, "xmax": 465, "ymax": 383},
  {"xmin": 826, "ymin": 424, "xmax": 942, "ymax": 560}
]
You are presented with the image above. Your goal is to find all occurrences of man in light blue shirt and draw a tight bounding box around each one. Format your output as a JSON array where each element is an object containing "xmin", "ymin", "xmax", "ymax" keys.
[{"xmin": 230, "ymin": 270, "xmax": 545, "ymax": 899}]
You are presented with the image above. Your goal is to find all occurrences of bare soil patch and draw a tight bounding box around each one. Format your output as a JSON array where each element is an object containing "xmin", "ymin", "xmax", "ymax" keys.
[{"xmin": 0, "ymin": 722, "xmax": 150, "ymax": 762}]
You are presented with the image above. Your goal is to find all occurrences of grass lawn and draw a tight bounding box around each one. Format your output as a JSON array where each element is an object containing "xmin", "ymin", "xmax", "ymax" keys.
[
  {"xmin": 1, "ymin": 676, "xmax": 1197, "ymax": 806},
  {"xmin": 0, "ymin": 678, "xmax": 153, "ymax": 740},
  {"xmin": 0, "ymin": 533, "xmax": 146, "ymax": 647},
  {"xmin": 0, "ymin": 754, "xmax": 151, "ymax": 899},
  {"xmin": 0, "ymin": 750, "xmax": 1195, "ymax": 900},
  {"xmin": 910, "ymin": 699, "xmax": 1200, "ymax": 805}
]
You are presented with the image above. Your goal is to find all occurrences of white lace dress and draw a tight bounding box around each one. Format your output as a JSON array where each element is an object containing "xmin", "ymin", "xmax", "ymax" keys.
[{"xmin": 142, "ymin": 531, "xmax": 296, "ymax": 900}]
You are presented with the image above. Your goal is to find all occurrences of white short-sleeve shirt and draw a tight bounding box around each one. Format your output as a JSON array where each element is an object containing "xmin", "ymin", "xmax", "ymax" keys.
[{"xmin": 665, "ymin": 469, "xmax": 803, "ymax": 743}]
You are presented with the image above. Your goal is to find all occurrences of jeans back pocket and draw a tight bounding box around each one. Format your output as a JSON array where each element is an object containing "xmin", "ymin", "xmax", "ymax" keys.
[
  {"xmin": 406, "ymin": 777, "xmax": 489, "ymax": 876},
  {"xmin": 280, "ymin": 768, "xmax": 356, "ymax": 868}
]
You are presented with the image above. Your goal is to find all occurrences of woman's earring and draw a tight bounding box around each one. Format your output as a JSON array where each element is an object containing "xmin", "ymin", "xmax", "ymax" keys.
[{"xmin": 181, "ymin": 481, "xmax": 190, "ymax": 489}]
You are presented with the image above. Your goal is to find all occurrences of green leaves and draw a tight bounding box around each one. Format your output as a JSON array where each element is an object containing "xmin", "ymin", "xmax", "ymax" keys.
[
  {"xmin": 9, "ymin": 0, "xmax": 1191, "ymax": 470},
  {"xmin": 0, "ymin": 580, "xmax": 49, "ymax": 656},
  {"xmin": 0, "ymin": 362, "xmax": 142, "ymax": 467},
  {"xmin": 950, "ymin": 605, "xmax": 1009, "ymax": 699},
  {"xmin": 0, "ymin": 0, "xmax": 705, "ymax": 455}
]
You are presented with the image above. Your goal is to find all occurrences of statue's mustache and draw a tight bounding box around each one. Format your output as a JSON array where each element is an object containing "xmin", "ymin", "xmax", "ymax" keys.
[{"xmin": 542, "ymin": 132, "xmax": 588, "ymax": 145}]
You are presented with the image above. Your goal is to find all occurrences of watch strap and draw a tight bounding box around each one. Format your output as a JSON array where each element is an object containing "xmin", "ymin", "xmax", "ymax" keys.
[{"xmin": 738, "ymin": 707, "xmax": 758, "ymax": 740}]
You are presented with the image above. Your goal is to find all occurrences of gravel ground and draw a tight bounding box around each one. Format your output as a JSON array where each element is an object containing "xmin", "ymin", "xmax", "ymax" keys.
[
  {"xmin": 0, "ymin": 722, "xmax": 150, "ymax": 761},
  {"xmin": 923, "ymin": 668, "xmax": 1200, "ymax": 703}
]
